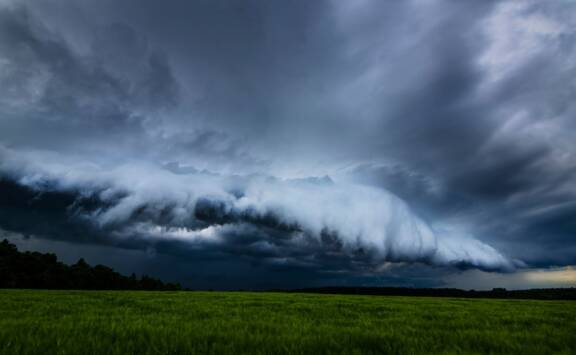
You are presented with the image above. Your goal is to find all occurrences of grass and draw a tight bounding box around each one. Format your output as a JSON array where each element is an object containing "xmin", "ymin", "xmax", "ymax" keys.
[{"xmin": 0, "ymin": 290, "xmax": 574, "ymax": 354}]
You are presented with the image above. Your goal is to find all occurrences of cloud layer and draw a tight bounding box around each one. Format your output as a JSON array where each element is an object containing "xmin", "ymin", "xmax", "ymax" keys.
[
  {"xmin": 0, "ymin": 0, "xmax": 575, "ymax": 287},
  {"xmin": 0, "ymin": 146, "xmax": 514, "ymax": 272}
]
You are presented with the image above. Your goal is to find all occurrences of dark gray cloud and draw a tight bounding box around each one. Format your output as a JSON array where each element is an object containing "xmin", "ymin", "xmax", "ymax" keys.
[
  {"xmin": 1, "ymin": 10, "xmax": 157, "ymax": 119},
  {"xmin": 0, "ymin": 0, "xmax": 575, "ymax": 288}
]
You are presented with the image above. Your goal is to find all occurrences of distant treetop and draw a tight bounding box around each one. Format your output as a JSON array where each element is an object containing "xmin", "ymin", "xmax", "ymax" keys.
[{"xmin": 0, "ymin": 239, "xmax": 182, "ymax": 291}]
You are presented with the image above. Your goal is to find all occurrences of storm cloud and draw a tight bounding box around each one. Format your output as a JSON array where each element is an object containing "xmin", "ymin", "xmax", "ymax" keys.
[{"xmin": 0, "ymin": 0, "xmax": 575, "ymax": 288}]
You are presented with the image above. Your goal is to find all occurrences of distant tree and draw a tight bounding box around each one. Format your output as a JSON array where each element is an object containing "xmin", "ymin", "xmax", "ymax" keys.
[
  {"xmin": 74, "ymin": 258, "xmax": 90, "ymax": 269},
  {"xmin": 0, "ymin": 239, "xmax": 183, "ymax": 291},
  {"xmin": 284, "ymin": 286, "xmax": 576, "ymax": 300}
]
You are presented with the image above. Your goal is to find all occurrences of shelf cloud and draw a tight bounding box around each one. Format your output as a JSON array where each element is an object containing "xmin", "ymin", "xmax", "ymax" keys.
[{"xmin": 0, "ymin": 146, "xmax": 515, "ymax": 273}]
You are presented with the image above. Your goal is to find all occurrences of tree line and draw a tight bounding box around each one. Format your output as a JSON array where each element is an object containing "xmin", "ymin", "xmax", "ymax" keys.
[
  {"xmin": 3, "ymin": 238, "xmax": 575, "ymax": 298},
  {"xmin": 0, "ymin": 239, "xmax": 182, "ymax": 290},
  {"xmin": 283, "ymin": 286, "xmax": 576, "ymax": 300}
]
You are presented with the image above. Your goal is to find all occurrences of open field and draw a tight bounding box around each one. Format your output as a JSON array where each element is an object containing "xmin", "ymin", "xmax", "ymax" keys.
[{"xmin": 0, "ymin": 290, "xmax": 574, "ymax": 354}]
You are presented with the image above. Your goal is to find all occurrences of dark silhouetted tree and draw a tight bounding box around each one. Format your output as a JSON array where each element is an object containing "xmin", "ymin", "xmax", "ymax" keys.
[{"xmin": 0, "ymin": 239, "xmax": 182, "ymax": 290}]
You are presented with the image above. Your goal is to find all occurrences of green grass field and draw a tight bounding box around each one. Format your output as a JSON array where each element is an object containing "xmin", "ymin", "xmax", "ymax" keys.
[{"xmin": 0, "ymin": 290, "xmax": 574, "ymax": 354}]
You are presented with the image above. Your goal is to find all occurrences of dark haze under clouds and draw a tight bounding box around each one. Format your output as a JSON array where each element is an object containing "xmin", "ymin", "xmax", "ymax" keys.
[{"xmin": 0, "ymin": 0, "xmax": 575, "ymax": 289}]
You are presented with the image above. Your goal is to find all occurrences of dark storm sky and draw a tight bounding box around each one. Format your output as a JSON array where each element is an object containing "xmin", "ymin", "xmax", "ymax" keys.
[{"xmin": 1, "ymin": 0, "xmax": 575, "ymax": 289}]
